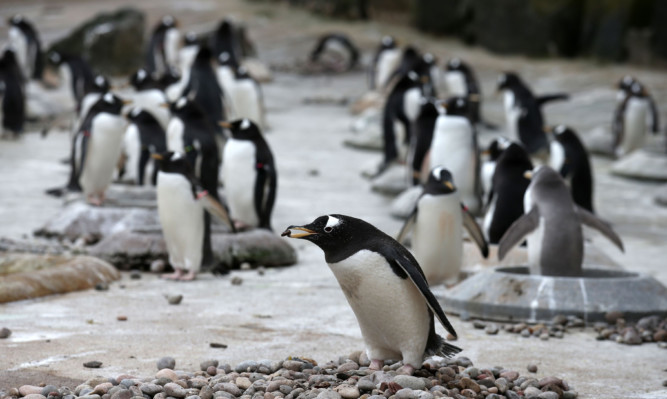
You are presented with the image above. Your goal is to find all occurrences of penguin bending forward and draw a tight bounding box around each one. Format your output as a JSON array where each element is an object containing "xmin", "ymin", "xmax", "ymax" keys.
[
  {"xmin": 282, "ymin": 214, "xmax": 462, "ymax": 375},
  {"xmin": 397, "ymin": 167, "xmax": 489, "ymax": 286},
  {"xmin": 498, "ymin": 166, "xmax": 624, "ymax": 277}
]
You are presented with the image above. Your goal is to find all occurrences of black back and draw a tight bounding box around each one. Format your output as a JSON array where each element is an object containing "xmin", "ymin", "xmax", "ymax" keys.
[
  {"xmin": 182, "ymin": 46, "xmax": 225, "ymax": 135},
  {"xmin": 0, "ymin": 48, "xmax": 26, "ymax": 134},
  {"xmin": 487, "ymin": 142, "xmax": 533, "ymax": 244},
  {"xmin": 127, "ymin": 108, "xmax": 167, "ymax": 185},
  {"xmin": 552, "ymin": 126, "xmax": 594, "ymax": 213},
  {"xmin": 381, "ymin": 71, "xmax": 422, "ymax": 165},
  {"xmin": 145, "ymin": 16, "xmax": 177, "ymax": 77},
  {"xmin": 130, "ymin": 68, "xmax": 160, "ymax": 91},
  {"xmin": 209, "ymin": 19, "xmax": 241, "ymax": 68},
  {"xmin": 48, "ymin": 51, "xmax": 95, "ymax": 111},
  {"xmin": 10, "ymin": 15, "xmax": 44, "ymax": 80},
  {"xmin": 411, "ymin": 97, "xmax": 440, "ymax": 184}
]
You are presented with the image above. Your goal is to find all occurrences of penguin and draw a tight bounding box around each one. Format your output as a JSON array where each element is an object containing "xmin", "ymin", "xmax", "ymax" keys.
[
  {"xmin": 482, "ymin": 142, "xmax": 533, "ymax": 244},
  {"xmin": 47, "ymin": 51, "xmax": 95, "ymax": 112},
  {"xmin": 281, "ymin": 214, "xmax": 462, "ymax": 375},
  {"xmin": 480, "ymin": 136, "xmax": 511, "ymax": 204},
  {"xmin": 498, "ymin": 166, "xmax": 624, "ymax": 277},
  {"xmin": 429, "ymin": 96, "xmax": 481, "ymax": 214},
  {"xmin": 66, "ymin": 92, "xmax": 129, "ymax": 205},
  {"xmin": 497, "ymin": 71, "xmax": 568, "ymax": 155},
  {"xmin": 128, "ymin": 68, "xmax": 170, "ymax": 129},
  {"xmin": 215, "ymin": 52, "xmax": 238, "ymax": 119},
  {"xmin": 209, "ymin": 19, "xmax": 242, "ymax": 67},
  {"xmin": 229, "ymin": 66, "xmax": 265, "ymax": 130},
  {"xmin": 164, "ymin": 32, "xmax": 199, "ymax": 102},
  {"xmin": 219, "ymin": 118, "xmax": 276, "ymax": 230},
  {"xmin": 309, "ymin": 33, "xmax": 360, "ymax": 72},
  {"xmin": 548, "ymin": 125, "xmax": 595, "ymax": 213},
  {"xmin": 145, "ymin": 16, "xmax": 180, "ymax": 79},
  {"xmin": 444, "ymin": 58, "xmax": 493, "ymax": 128},
  {"xmin": 397, "ymin": 167, "xmax": 489, "ymax": 286},
  {"xmin": 124, "ymin": 107, "xmax": 167, "ymax": 186},
  {"xmin": 368, "ymin": 35, "xmax": 401, "ymax": 91},
  {"xmin": 78, "ymin": 74, "xmax": 110, "ymax": 125},
  {"xmin": 611, "ymin": 77, "xmax": 660, "ymax": 157},
  {"xmin": 8, "ymin": 15, "xmax": 43, "ymax": 80},
  {"xmin": 0, "ymin": 48, "xmax": 26, "ymax": 137},
  {"xmin": 182, "ymin": 46, "xmax": 226, "ymax": 136},
  {"xmin": 410, "ymin": 97, "xmax": 441, "ymax": 185}
]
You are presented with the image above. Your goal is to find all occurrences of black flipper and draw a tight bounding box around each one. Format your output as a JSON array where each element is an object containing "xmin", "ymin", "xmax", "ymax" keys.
[
  {"xmin": 461, "ymin": 203, "xmax": 489, "ymax": 258},
  {"xmin": 612, "ymin": 96, "xmax": 629, "ymax": 151},
  {"xmin": 498, "ymin": 207, "xmax": 540, "ymax": 261},
  {"xmin": 66, "ymin": 130, "xmax": 88, "ymax": 192},
  {"xmin": 648, "ymin": 95, "xmax": 660, "ymax": 134},
  {"xmin": 396, "ymin": 207, "xmax": 418, "ymax": 244},
  {"xmin": 537, "ymin": 93, "xmax": 569, "ymax": 107},
  {"xmin": 254, "ymin": 163, "xmax": 277, "ymax": 231},
  {"xmin": 576, "ymin": 206, "xmax": 624, "ymax": 252}
]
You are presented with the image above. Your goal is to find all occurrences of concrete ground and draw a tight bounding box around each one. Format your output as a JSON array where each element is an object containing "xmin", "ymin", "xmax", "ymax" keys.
[{"xmin": 1, "ymin": 1, "xmax": 667, "ymax": 398}]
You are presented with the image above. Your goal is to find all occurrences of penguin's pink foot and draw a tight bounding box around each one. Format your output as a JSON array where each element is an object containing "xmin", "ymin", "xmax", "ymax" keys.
[
  {"xmin": 87, "ymin": 194, "xmax": 103, "ymax": 206},
  {"xmin": 369, "ymin": 359, "xmax": 384, "ymax": 371},
  {"xmin": 396, "ymin": 364, "xmax": 416, "ymax": 376},
  {"xmin": 178, "ymin": 270, "xmax": 197, "ymax": 281},
  {"xmin": 162, "ymin": 269, "xmax": 184, "ymax": 280}
]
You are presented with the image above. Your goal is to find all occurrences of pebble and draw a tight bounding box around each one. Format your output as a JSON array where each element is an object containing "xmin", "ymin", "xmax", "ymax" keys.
[
  {"xmin": 164, "ymin": 383, "xmax": 187, "ymax": 398},
  {"xmin": 110, "ymin": 390, "xmax": 132, "ymax": 399},
  {"xmin": 41, "ymin": 385, "xmax": 59, "ymax": 396},
  {"xmin": 499, "ymin": 371, "xmax": 519, "ymax": 382},
  {"xmin": 156, "ymin": 368, "xmax": 179, "ymax": 381},
  {"xmin": 83, "ymin": 361, "xmax": 102, "ymax": 368},
  {"xmin": 537, "ymin": 392, "xmax": 559, "ymax": 399},
  {"xmin": 472, "ymin": 320, "xmax": 486, "ymax": 329},
  {"xmin": 0, "ymin": 327, "xmax": 11, "ymax": 339},
  {"xmin": 167, "ymin": 294, "xmax": 183, "ymax": 305},
  {"xmin": 117, "ymin": 315, "xmax": 127, "ymax": 321},
  {"xmin": 200, "ymin": 359, "xmax": 219, "ymax": 371},
  {"xmin": 207, "ymin": 366, "xmax": 218, "ymax": 375},
  {"xmin": 333, "ymin": 384, "xmax": 359, "ymax": 399},
  {"xmin": 484, "ymin": 324, "xmax": 499, "ymax": 335},
  {"xmin": 95, "ymin": 282, "xmax": 109, "ymax": 291},
  {"xmin": 527, "ymin": 364, "xmax": 538, "ymax": 373},
  {"xmin": 393, "ymin": 375, "xmax": 426, "ymax": 391},
  {"xmin": 210, "ymin": 342, "xmax": 228, "ymax": 349},
  {"xmin": 236, "ymin": 377, "xmax": 252, "ymax": 390},
  {"xmin": 150, "ymin": 259, "xmax": 166, "ymax": 273},
  {"xmin": 23, "ymin": 395, "xmax": 47, "ymax": 399},
  {"xmin": 393, "ymin": 388, "xmax": 417, "ymax": 399},
  {"xmin": 140, "ymin": 384, "xmax": 163, "ymax": 396},
  {"xmin": 20, "ymin": 386, "xmax": 44, "ymax": 396},
  {"xmin": 316, "ymin": 391, "xmax": 341, "ymax": 399},
  {"xmin": 231, "ymin": 276, "xmax": 243, "ymax": 286},
  {"xmin": 157, "ymin": 356, "xmax": 176, "ymax": 370},
  {"xmin": 524, "ymin": 386, "xmax": 541, "ymax": 398},
  {"xmin": 130, "ymin": 270, "xmax": 142, "ymax": 279}
]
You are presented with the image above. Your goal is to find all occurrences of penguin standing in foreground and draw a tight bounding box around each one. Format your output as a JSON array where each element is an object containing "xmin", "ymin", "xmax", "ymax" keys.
[
  {"xmin": 0, "ymin": 49, "xmax": 26, "ymax": 137},
  {"xmin": 483, "ymin": 142, "xmax": 533, "ymax": 244},
  {"xmin": 145, "ymin": 16, "xmax": 180, "ymax": 79},
  {"xmin": 67, "ymin": 92, "xmax": 129, "ymax": 205},
  {"xmin": 444, "ymin": 58, "xmax": 493, "ymax": 128},
  {"xmin": 498, "ymin": 166, "xmax": 624, "ymax": 277},
  {"xmin": 8, "ymin": 15, "xmax": 43, "ymax": 80},
  {"xmin": 397, "ymin": 167, "xmax": 488, "ymax": 286},
  {"xmin": 182, "ymin": 46, "xmax": 225, "ymax": 136},
  {"xmin": 309, "ymin": 33, "xmax": 360, "ymax": 72},
  {"xmin": 152, "ymin": 151, "xmax": 234, "ymax": 281},
  {"xmin": 497, "ymin": 72, "xmax": 568, "ymax": 155},
  {"xmin": 220, "ymin": 118, "xmax": 276, "ymax": 231},
  {"xmin": 611, "ymin": 77, "xmax": 659, "ymax": 157},
  {"xmin": 429, "ymin": 96, "xmax": 481, "ymax": 214},
  {"xmin": 368, "ymin": 35, "xmax": 401, "ymax": 91},
  {"xmin": 125, "ymin": 107, "xmax": 167, "ymax": 186},
  {"xmin": 282, "ymin": 214, "xmax": 462, "ymax": 375},
  {"xmin": 548, "ymin": 125, "xmax": 595, "ymax": 213}
]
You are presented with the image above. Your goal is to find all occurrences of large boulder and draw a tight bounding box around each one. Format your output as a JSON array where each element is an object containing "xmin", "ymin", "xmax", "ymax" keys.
[{"xmin": 47, "ymin": 8, "xmax": 145, "ymax": 76}]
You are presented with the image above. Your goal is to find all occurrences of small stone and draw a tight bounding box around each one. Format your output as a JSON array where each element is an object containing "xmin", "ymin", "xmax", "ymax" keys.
[
  {"xmin": 623, "ymin": 328, "xmax": 642, "ymax": 345},
  {"xmin": 167, "ymin": 294, "xmax": 183, "ymax": 305},
  {"xmin": 41, "ymin": 385, "xmax": 59, "ymax": 397},
  {"xmin": 200, "ymin": 359, "xmax": 219, "ymax": 371},
  {"xmin": 150, "ymin": 259, "xmax": 166, "ymax": 273},
  {"xmin": 393, "ymin": 375, "xmax": 426, "ymax": 391},
  {"xmin": 236, "ymin": 360, "xmax": 259, "ymax": 373},
  {"xmin": 156, "ymin": 368, "xmax": 179, "ymax": 381},
  {"xmin": 24, "ymin": 395, "xmax": 47, "ymax": 399},
  {"xmin": 538, "ymin": 377, "xmax": 562, "ymax": 388},
  {"xmin": 0, "ymin": 327, "xmax": 12, "ymax": 339},
  {"xmin": 562, "ymin": 391, "xmax": 578, "ymax": 399},
  {"xmin": 463, "ymin": 367, "xmax": 479, "ymax": 379},
  {"xmin": 110, "ymin": 390, "xmax": 132, "ymax": 399},
  {"xmin": 207, "ymin": 366, "xmax": 218, "ymax": 375},
  {"xmin": 93, "ymin": 383, "xmax": 113, "ymax": 395},
  {"xmin": 218, "ymin": 383, "xmax": 242, "ymax": 397},
  {"xmin": 84, "ymin": 361, "xmax": 103, "ymax": 368},
  {"xmin": 520, "ymin": 329, "xmax": 531, "ymax": 338},
  {"xmin": 164, "ymin": 383, "xmax": 187, "ymax": 398},
  {"xmin": 527, "ymin": 364, "xmax": 538, "ymax": 373},
  {"xmin": 505, "ymin": 391, "xmax": 521, "ymax": 399},
  {"xmin": 334, "ymin": 384, "xmax": 360, "ymax": 399},
  {"xmin": 240, "ymin": 262, "xmax": 252, "ymax": 270},
  {"xmin": 604, "ymin": 311, "xmax": 623, "ymax": 324},
  {"xmin": 130, "ymin": 270, "xmax": 141, "ymax": 279},
  {"xmin": 316, "ymin": 391, "xmax": 341, "ymax": 399},
  {"xmin": 357, "ymin": 378, "xmax": 375, "ymax": 393},
  {"xmin": 484, "ymin": 324, "xmax": 499, "ymax": 335},
  {"xmin": 338, "ymin": 361, "xmax": 360, "ymax": 372},
  {"xmin": 140, "ymin": 384, "xmax": 163, "ymax": 396},
  {"xmin": 539, "ymin": 333, "xmax": 549, "ymax": 341},
  {"xmin": 524, "ymin": 386, "xmax": 541, "ymax": 399},
  {"xmin": 231, "ymin": 276, "xmax": 243, "ymax": 286},
  {"xmin": 537, "ymin": 392, "xmax": 559, "ymax": 399},
  {"xmin": 494, "ymin": 378, "xmax": 508, "ymax": 393},
  {"xmin": 236, "ymin": 377, "xmax": 252, "ymax": 390},
  {"xmin": 472, "ymin": 320, "xmax": 486, "ymax": 329},
  {"xmin": 499, "ymin": 371, "xmax": 519, "ymax": 382},
  {"xmin": 663, "ymin": 380, "xmax": 667, "ymax": 387},
  {"xmin": 157, "ymin": 357, "xmax": 176, "ymax": 370},
  {"xmin": 257, "ymin": 266, "xmax": 266, "ymax": 276},
  {"xmin": 282, "ymin": 360, "xmax": 304, "ymax": 371},
  {"xmin": 95, "ymin": 282, "xmax": 109, "ymax": 291},
  {"xmin": 117, "ymin": 315, "xmax": 127, "ymax": 321},
  {"xmin": 210, "ymin": 342, "xmax": 228, "ymax": 349},
  {"xmin": 659, "ymin": 342, "xmax": 667, "ymax": 349},
  {"xmin": 393, "ymin": 388, "xmax": 417, "ymax": 399}
]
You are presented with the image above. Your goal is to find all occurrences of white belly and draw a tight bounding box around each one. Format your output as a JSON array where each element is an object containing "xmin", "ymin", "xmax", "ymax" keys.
[
  {"xmin": 549, "ymin": 141, "xmax": 566, "ymax": 174},
  {"xmin": 526, "ymin": 216, "xmax": 546, "ymax": 275},
  {"xmin": 222, "ymin": 139, "xmax": 259, "ymax": 227},
  {"xmin": 131, "ymin": 90, "xmax": 170, "ymax": 130},
  {"xmin": 328, "ymin": 249, "xmax": 430, "ymax": 367},
  {"xmin": 375, "ymin": 49, "xmax": 401, "ymax": 89},
  {"xmin": 164, "ymin": 28, "xmax": 181, "ymax": 68},
  {"xmin": 504, "ymin": 91, "xmax": 520, "ymax": 140},
  {"xmin": 231, "ymin": 80, "xmax": 263, "ymax": 129},
  {"xmin": 481, "ymin": 161, "xmax": 496, "ymax": 201},
  {"xmin": 483, "ymin": 195, "xmax": 497, "ymax": 241},
  {"xmin": 80, "ymin": 114, "xmax": 127, "ymax": 196},
  {"xmin": 618, "ymin": 98, "xmax": 648, "ymax": 156},
  {"xmin": 157, "ymin": 172, "xmax": 204, "ymax": 272},
  {"xmin": 403, "ymin": 87, "xmax": 422, "ymax": 122},
  {"xmin": 166, "ymin": 117, "xmax": 185, "ymax": 152},
  {"xmin": 121, "ymin": 124, "xmax": 141, "ymax": 182},
  {"xmin": 445, "ymin": 71, "xmax": 467, "ymax": 96},
  {"xmin": 9, "ymin": 27, "xmax": 30, "ymax": 78},
  {"xmin": 412, "ymin": 194, "xmax": 463, "ymax": 285}
]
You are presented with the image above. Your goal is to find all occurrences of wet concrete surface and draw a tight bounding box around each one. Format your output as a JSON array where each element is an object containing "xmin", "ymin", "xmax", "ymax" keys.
[{"xmin": 1, "ymin": 1, "xmax": 667, "ymax": 398}]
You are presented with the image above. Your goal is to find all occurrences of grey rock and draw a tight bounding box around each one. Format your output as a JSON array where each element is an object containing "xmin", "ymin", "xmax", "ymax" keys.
[
  {"xmin": 201, "ymin": 359, "xmax": 219, "ymax": 371},
  {"xmin": 41, "ymin": 386, "xmax": 59, "ymax": 396},
  {"xmin": 356, "ymin": 378, "xmax": 375, "ymax": 393},
  {"xmin": 334, "ymin": 385, "xmax": 359, "ymax": 399},
  {"xmin": 393, "ymin": 389, "xmax": 417, "ymax": 399},
  {"xmin": 236, "ymin": 361, "xmax": 260, "ymax": 373},
  {"xmin": 494, "ymin": 378, "xmax": 508, "ymax": 394},
  {"xmin": 164, "ymin": 383, "xmax": 187, "ymax": 398},
  {"xmin": 140, "ymin": 384, "xmax": 163, "ymax": 396},
  {"xmin": 505, "ymin": 390, "xmax": 521, "ymax": 399},
  {"xmin": 167, "ymin": 295, "xmax": 183, "ymax": 305},
  {"xmin": 0, "ymin": 327, "xmax": 11, "ymax": 338},
  {"xmin": 316, "ymin": 391, "xmax": 341, "ymax": 399},
  {"xmin": 485, "ymin": 324, "xmax": 500, "ymax": 335},
  {"xmin": 218, "ymin": 383, "xmax": 242, "ymax": 397},
  {"xmin": 393, "ymin": 375, "xmax": 426, "ymax": 391},
  {"xmin": 524, "ymin": 386, "xmax": 541, "ymax": 399},
  {"xmin": 527, "ymin": 364, "xmax": 538, "ymax": 373},
  {"xmin": 200, "ymin": 387, "xmax": 214, "ymax": 399},
  {"xmin": 110, "ymin": 390, "xmax": 132, "ymax": 399},
  {"xmin": 537, "ymin": 392, "xmax": 559, "ymax": 399},
  {"xmin": 157, "ymin": 357, "xmax": 176, "ymax": 370},
  {"xmin": 84, "ymin": 360, "xmax": 103, "ymax": 368},
  {"xmin": 562, "ymin": 391, "xmax": 578, "ymax": 399}
]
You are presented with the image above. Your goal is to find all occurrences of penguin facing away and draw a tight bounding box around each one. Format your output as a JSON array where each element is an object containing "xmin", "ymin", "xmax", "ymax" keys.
[
  {"xmin": 182, "ymin": 46, "xmax": 226, "ymax": 136},
  {"xmin": 209, "ymin": 19, "xmax": 242, "ymax": 68},
  {"xmin": 282, "ymin": 214, "xmax": 462, "ymax": 375},
  {"xmin": 220, "ymin": 118, "xmax": 277, "ymax": 231},
  {"xmin": 480, "ymin": 136, "xmax": 511, "ymax": 204},
  {"xmin": 483, "ymin": 142, "xmax": 532, "ymax": 244},
  {"xmin": 125, "ymin": 107, "xmax": 167, "ymax": 186},
  {"xmin": 8, "ymin": 15, "xmax": 43, "ymax": 80},
  {"xmin": 230, "ymin": 66, "xmax": 265, "ymax": 130},
  {"xmin": 548, "ymin": 125, "xmax": 595, "ymax": 213},
  {"xmin": 0, "ymin": 48, "xmax": 26, "ymax": 136},
  {"xmin": 47, "ymin": 51, "xmax": 95, "ymax": 112},
  {"xmin": 145, "ymin": 15, "xmax": 180, "ymax": 79},
  {"xmin": 397, "ymin": 167, "xmax": 489, "ymax": 286},
  {"xmin": 611, "ymin": 77, "xmax": 660, "ymax": 157},
  {"xmin": 67, "ymin": 92, "xmax": 130, "ymax": 205},
  {"xmin": 498, "ymin": 166, "xmax": 624, "ymax": 277}
]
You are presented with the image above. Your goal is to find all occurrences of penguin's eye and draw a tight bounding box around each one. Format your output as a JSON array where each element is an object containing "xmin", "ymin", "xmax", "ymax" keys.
[{"xmin": 324, "ymin": 226, "xmax": 333, "ymax": 233}]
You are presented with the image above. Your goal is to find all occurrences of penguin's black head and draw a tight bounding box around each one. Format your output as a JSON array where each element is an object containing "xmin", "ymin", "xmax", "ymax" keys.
[
  {"xmin": 380, "ymin": 35, "xmax": 396, "ymax": 49},
  {"xmin": 282, "ymin": 214, "xmax": 375, "ymax": 256},
  {"xmin": 234, "ymin": 66, "xmax": 251, "ymax": 79},
  {"xmin": 498, "ymin": 142, "xmax": 532, "ymax": 166},
  {"xmin": 126, "ymin": 107, "xmax": 158, "ymax": 125},
  {"xmin": 129, "ymin": 68, "xmax": 156, "ymax": 91},
  {"xmin": 550, "ymin": 125, "xmax": 576, "ymax": 143},
  {"xmin": 9, "ymin": 15, "xmax": 32, "ymax": 31},
  {"xmin": 446, "ymin": 58, "xmax": 469, "ymax": 72},
  {"xmin": 91, "ymin": 74, "xmax": 110, "ymax": 94},
  {"xmin": 220, "ymin": 118, "xmax": 262, "ymax": 140},
  {"xmin": 184, "ymin": 31, "xmax": 199, "ymax": 46},
  {"xmin": 152, "ymin": 151, "xmax": 193, "ymax": 175},
  {"xmin": 484, "ymin": 137, "xmax": 511, "ymax": 161},
  {"xmin": 424, "ymin": 166, "xmax": 456, "ymax": 195},
  {"xmin": 419, "ymin": 97, "xmax": 441, "ymax": 117},
  {"xmin": 497, "ymin": 72, "xmax": 521, "ymax": 91},
  {"xmin": 443, "ymin": 96, "xmax": 471, "ymax": 118},
  {"xmin": 91, "ymin": 92, "xmax": 130, "ymax": 116},
  {"xmin": 194, "ymin": 46, "xmax": 214, "ymax": 65},
  {"xmin": 617, "ymin": 75, "xmax": 636, "ymax": 92},
  {"xmin": 47, "ymin": 51, "xmax": 63, "ymax": 66},
  {"xmin": 169, "ymin": 96, "xmax": 203, "ymax": 118},
  {"xmin": 159, "ymin": 66, "xmax": 181, "ymax": 88},
  {"xmin": 160, "ymin": 15, "xmax": 177, "ymax": 28}
]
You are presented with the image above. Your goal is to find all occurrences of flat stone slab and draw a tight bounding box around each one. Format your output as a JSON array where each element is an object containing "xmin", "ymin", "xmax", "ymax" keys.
[
  {"xmin": 611, "ymin": 150, "xmax": 667, "ymax": 181},
  {"xmin": 441, "ymin": 266, "xmax": 667, "ymax": 323},
  {"xmin": 655, "ymin": 184, "xmax": 667, "ymax": 206},
  {"xmin": 370, "ymin": 163, "xmax": 410, "ymax": 196},
  {"xmin": 390, "ymin": 185, "xmax": 422, "ymax": 219},
  {"xmin": 0, "ymin": 253, "xmax": 120, "ymax": 303}
]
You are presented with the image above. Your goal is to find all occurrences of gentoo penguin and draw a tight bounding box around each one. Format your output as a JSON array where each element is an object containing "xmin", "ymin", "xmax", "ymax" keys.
[
  {"xmin": 128, "ymin": 68, "xmax": 170, "ymax": 129},
  {"xmin": 8, "ymin": 15, "xmax": 43, "ymax": 80},
  {"xmin": 397, "ymin": 167, "xmax": 488, "ymax": 286},
  {"xmin": 229, "ymin": 66, "xmax": 265, "ymax": 130},
  {"xmin": 309, "ymin": 33, "xmax": 360, "ymax": 72},
  {"xmin": 220, "ymin": 118, "xmax": 276, "ymax": 230},
  {"xmin": 410, "ymin": 97, "xmax": 441, "ymax": 185},
  {"xmin": 368, "ymin": 35, "xmax": 401, "ymax": 91},
  {"xmin": 483, "ymin": 142, "xmax": 532, "ymax": 244},
  {"xmin": 209, "ymin": 19, "xmax": 242, "ymax": 66},
  {"xmin": 124, "ymin": 107, "xmax": 167, "ymax": 185},
  {"xmin": 429, "ymin": 96, "xmax": 481, "ymax": 214},
  {"xmin": 47, "ymin": 51, "xmax": 95, "ymax": 112},
  {"xmin": 282, "ymin": 214, "xmax": 462, "ymax": 374},
  {"xmin": 611, "ymin": 77, "xmax": 660, "ymax": 157},
  {"xmin": 67, "ymin": 92, "xmax": 129, "ymax": 205},
  {"xmin": 480, "ymin": 136, "xmax": 511, "ymax": 203},
  {"xmin": 164, "ymin": 32, "xmax": 199, "ymax": 102},
  {"xmin": 0, "ymin": 49, "xmax": 26, "ymax": 137},
  {"xmin": 548, "ymin": 125, "xmax": 595, "ymax": 213},
  {"xmin": 78, "ymin": 74, "xmax": 110, "ymax": 125},
  {"xmin": 444, "ymin": 58, "xmax": 493, "ymax": 128},
  {"xmin": 498, "ymin": 166, "xmax": 624, "ymax": 276},
  {"xmin": 182, "ymin": 46, "xmax": 226, "ymax": 136},
  {"xmin": 145, "ymin": 16, "xmax": 180, "ymax": 79},
  {"xmin": 497, "ymin": 71, "xmax": 568, "ymax": 155}
]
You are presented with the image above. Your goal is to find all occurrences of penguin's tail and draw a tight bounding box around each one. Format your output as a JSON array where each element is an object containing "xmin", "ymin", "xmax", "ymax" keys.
[
  {"xmin": 426, "ymin": 333, "xmax": 463, "ymax": 359},
  {"xmin": 438, "ymin": 342, "xmax": 463, "ymax": 358}
]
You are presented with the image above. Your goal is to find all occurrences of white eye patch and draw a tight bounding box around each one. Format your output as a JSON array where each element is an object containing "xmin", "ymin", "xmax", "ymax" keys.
[
  {"xmin": 176, "ymin": 97, "xmax": 187, "ymax": 109},
  {"xmin": 104, "ymin": 92, "xmax": 114, "ymax": 103},
  {"xmin": 95, "ymin": 75, "xmax": 105, "ymax": 86},
  {"xmin": 171, "ymin": 152, "xmax": 183, "ymax": 161},
  {"xmin": 554, "ymin": 125, "xmax": 566, "ymax": 135},
  {"xmin": 325, "ymin": 216, "xmax": 341, "ymax": 229},
  {"xmin": 240, "ymin": 118, "xmax": 251, "ymax": 130},
  {"xmin": 137, "ymin": 69, "xmax": 146, "ymax": 80}
]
